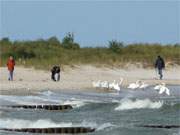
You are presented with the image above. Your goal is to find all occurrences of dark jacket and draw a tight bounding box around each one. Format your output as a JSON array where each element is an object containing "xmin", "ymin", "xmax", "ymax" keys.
[
  {"xmin": 51, "ymin": 66, "xmax": 60, "ymax": 81},
  {"xmin": 155, "ymin": 57, "xmax": 165, "ymax": 69}
]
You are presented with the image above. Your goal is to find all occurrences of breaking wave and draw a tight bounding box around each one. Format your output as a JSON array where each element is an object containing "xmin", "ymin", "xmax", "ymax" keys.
[
  {"xmin": 115, "ymin": 98, "xmax": 163, "ymax": 111},
  {"xmin": 0, "ymin": 118, "xmax": 114, "ymax": 131},
  {"xmin": 62, "ymin": 100, "xmax": 86, "ymax": 108},
  {"xmin": 0, "ymin": 94, "xmax": 86, "ymax": 108},
  {"xmin": 39, "ymin": 90, "xmax": 55, "ymax": 96},
  {"xmin": 0, "ymin": 119, "xmax": 72, "ymax": 129}
]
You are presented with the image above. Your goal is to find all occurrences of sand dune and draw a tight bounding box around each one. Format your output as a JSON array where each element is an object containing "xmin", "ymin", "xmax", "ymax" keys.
[{"xmin": 0, "ymin": 65, "xmax": 180, "ymax": 95}]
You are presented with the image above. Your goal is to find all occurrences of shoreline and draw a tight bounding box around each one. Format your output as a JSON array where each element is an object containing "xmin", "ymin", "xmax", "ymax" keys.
[{"xmin": 0, "ymin": 66, "xmax": 180, "ymax": 95}]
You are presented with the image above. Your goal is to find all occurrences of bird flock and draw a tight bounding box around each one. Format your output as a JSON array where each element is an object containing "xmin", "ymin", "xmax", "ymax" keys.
[
  {"xmin": 92, "ymin": 79, "xmax": 170, "ymax": 96},
  {"xmin": 92, "ymin": 78, "xmax": 123, "ymax": 92}
]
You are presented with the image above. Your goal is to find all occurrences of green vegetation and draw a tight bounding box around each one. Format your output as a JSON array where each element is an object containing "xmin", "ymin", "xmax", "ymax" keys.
[{"xmin": 1, "ymin": 33, "xmax": 180, "ymax": 69}]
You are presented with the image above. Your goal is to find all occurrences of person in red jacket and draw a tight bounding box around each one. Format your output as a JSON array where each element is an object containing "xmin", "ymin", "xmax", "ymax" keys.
[{"xmin": 7, "ymin": 56, "xmax": 15, "ymax": 81}]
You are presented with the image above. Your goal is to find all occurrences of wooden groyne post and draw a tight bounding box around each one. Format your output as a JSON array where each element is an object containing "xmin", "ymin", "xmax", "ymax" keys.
[
  {"xmin": 1, "ymin": 127, "xmax": 96, "ymax": 134},
  {"xmin": 4, "ymin": 104, "xmax": 73, "ymax": 111}
]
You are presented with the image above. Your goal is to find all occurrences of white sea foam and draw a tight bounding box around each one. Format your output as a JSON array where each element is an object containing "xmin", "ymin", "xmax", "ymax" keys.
[
  {"xmin": 0, "ymin": 95, "xmax": 49, "ymax": 105},
  {"xmin": 39, "ymin": 90, "xmax": 55, "ymax": 96},
  {"xmin": 0, "ymin": 119, "xmax": 72, "ymax": 129},
  {"xmin": 172, "ymin": 130, "xmax": 180, "ymax": 135},
  {"xmin": 62, "ymin": 100, "xmax": 86, "ymax": 108},
  {"xmin": 0, "ymin": 94, "xmax": 86, "ymax": 108},
  {"xmin": 96, "ymin": 122, "xmax": 116, "ymax": 131},
  {"xmin": 80, "ymin": 120, "xmax": 116, "ymax": 131},
  {"xmin": 115, "ymin": 98, "xmax": 163, "ymax": 111},
  {"xmin": 0, "ymin": 111, "xmax": 3, "ymax": 116},
  {"xmin": 0, "ymin": 118, "xmax": 114, "ymax": 131},
  {"xmin": 112, "ymin": 99, "xmax": 120, "ymax": 103}
]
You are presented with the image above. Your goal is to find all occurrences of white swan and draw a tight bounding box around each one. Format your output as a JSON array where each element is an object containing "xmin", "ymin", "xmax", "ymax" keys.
[
  {"xmin": 154, "ymin": 84, "xmax": 162, "ymax": 90},
  {"xmin": 101, "ymin": 81, "xmax": 109, "ymax": 89},
  {"xmin": 112, "ymin": 78, "xmax": 123, "ymax": 92},
  {"xmin": 128, "ymin": 80, "xmax": 141, "ymax": 89},
  {"xmin": 159, "ymin": 83, "xmax": 170, "ymax": 96},
  {"xmin": 119, "ymin": 77, "xmax": 123, "ymax": 85},
  {"xmin": 154, "ymin": 83, "xmax": 170, "ymax": 96},
  {"xmin": 113, "ymin": 83, "xmax": 121, "ymax": 91},
  {"xmin": 139, "ymin": 81, "xmax": 149, "ymax": 89},
  {"xmin": 92, "ymin": 80, "xmax": 101, "ymax": 88},
  {"xmin": 109, "ymin": 80, "xmax": 116, "ymax": 89}
]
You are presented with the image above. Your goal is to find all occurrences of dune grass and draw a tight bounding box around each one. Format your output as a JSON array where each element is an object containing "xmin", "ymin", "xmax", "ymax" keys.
[{"xmin": 0, "ymin": 37, "xmax": 180, "ymax": 70}]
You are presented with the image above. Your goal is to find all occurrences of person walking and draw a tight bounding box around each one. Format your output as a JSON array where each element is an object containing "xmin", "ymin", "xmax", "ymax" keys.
[
  {"xmin": 155, "ymin": 55, "xmax": 165, "ymax": 80},
  {"xmin": 7, "ymin": 56, "xmax": 15, "ymax": 81}
]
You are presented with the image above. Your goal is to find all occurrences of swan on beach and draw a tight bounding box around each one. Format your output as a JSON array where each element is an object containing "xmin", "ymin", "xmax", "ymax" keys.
[
  {"xmin": 92, "ymin": 80, "xmax": 101, "ymax": 88},
  {"xmin": 127, "ymin": 80, "xmax": 141, "ymax": 89},
  {"xmin": 139, "ymin": 81, "xmax": 149, "ymax": 89},
  {"xmin": 109, "ymin": 77, "xmax": 123, "ymax": 91},
  {"xmin": 113, "ymin": 83, "xmax": 121, "ymax": 91},
  {"xmin": 109, "ymin": 80, "xmax": 116, "ymax": 89},
  {"xmin": 101, "ymin": 81, "xmax": 109, "ymax": 89},
  {"xmin": 154, "ymin": 83, "xmax": 170, "ymax": 96},
  {"xmin": 92, "ymin": 78, "xmax": 123, "ymax": 91},
  {"xmin": 119, "ymin": 77, "xmax": 123, "ymax": 86},
  {"xmin": 92, "ymin": 80, "xmax": 109, "ymax": 89},
  {"xmin": 111, "ymin": 78, "xmax": 123, "ymax": 92}
]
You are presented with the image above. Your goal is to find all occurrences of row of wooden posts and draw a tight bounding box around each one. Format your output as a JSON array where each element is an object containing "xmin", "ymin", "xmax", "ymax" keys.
[{"xmin": 2, "ymin": 104, "xmax": 96, "ymax": 134}]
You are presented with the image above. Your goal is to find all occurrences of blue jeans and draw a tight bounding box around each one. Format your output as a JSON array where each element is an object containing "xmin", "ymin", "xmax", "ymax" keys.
[
  {"xmin": 158, "ymin": 69, "xmax": 163, "ymax": 80},
  {"xmin": 8, "ymin": 70, "xmax": 14, "ymax": 81}
]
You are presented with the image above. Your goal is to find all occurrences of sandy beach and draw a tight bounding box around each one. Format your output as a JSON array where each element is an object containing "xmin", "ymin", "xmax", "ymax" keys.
[{"xmin": 0, "ymin": 65, "xmax": 180, "ymax": 95}]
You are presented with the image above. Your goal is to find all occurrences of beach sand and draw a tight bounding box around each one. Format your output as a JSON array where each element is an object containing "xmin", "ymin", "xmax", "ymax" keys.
[{"xmin": 0, "ymin": 65, "xmax": 180, "ymax": 95}]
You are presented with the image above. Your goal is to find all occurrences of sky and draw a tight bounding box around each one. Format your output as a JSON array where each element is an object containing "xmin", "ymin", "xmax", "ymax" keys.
[{"xmin": 0, "ymin": 0, "xmax": 179, "ymax": 46}]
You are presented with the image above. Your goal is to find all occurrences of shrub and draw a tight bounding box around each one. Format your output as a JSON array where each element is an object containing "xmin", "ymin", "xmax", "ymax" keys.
[{"xmin": 108, "ymin": 40, "xmax": 124, "ymax": 53}]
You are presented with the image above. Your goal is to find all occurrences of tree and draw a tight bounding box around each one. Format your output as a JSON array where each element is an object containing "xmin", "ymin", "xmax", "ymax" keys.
[
  {"xmin": 62, "ymin": 32, "xmax": 74, "ymax": 44},
  {"xmin": 174, "ymin": 43, "xmax": 180, "ymax": 48},
  {"xmin": 0, "ymin": 37, "xmax": 12, "ymax": 45},
  {"xmin": 108, "ymin": 40, "xmax": 124, "ymax": 53},
  {"xmin": 47, "ymin": 36, "xmax": 61, "ymax": 46},
  {"xmin": 1, "ymin": 37, "xmax": 10, "ymax": 42},
  {"xmin": 62, "ymin": 32, "xmax": 80, "ymax": 49}
]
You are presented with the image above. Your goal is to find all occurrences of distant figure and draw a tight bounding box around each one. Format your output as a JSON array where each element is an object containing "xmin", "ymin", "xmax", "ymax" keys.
[
  {"xmin": 155, "ymin": 56, "xmax": 165, "ymax": 80},
  {"xmin": 51, "ymin": 66, "xmax": 60, "ymax": 81},
  {"xmin": 7, "ymin": 56, "xmax": 15, "ymax": 81}
]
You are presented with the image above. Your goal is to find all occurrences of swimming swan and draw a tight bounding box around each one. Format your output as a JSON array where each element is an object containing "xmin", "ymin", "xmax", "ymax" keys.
[
  {"xmin": 154, "ymin": 84, "xmax": 162, "ymax": 90},
  {"xmin": 154, "ymin": 83, "xmax": 170, "ymax": 96}
]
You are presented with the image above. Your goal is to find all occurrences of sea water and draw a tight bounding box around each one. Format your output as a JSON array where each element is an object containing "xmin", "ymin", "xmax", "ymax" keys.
[{"xmin": 0, "ymin": 85, "xmax": 179, "ymax": 135}]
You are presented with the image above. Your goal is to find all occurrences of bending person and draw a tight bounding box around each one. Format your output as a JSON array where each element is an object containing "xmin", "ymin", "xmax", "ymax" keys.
[{"xmin": 51, "ymin": 65, "xmax": 60, "ymax": 81}]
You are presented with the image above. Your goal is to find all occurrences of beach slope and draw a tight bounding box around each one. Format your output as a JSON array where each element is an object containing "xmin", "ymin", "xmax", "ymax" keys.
[{"xmin": 0, "ymin": 66, "xmax": 180, "ymax": 94}]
